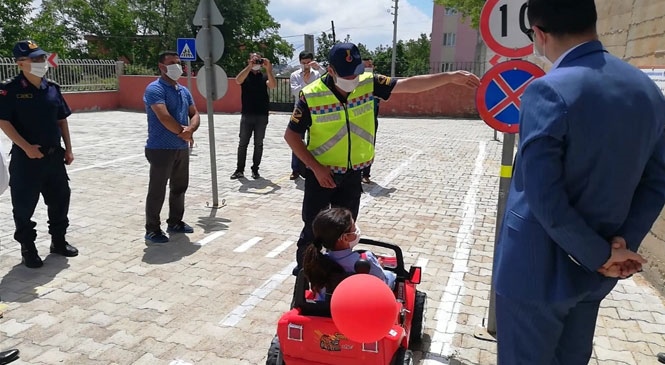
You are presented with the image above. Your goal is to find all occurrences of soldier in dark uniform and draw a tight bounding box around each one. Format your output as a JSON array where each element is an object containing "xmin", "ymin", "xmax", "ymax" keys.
[{"xmin": 0, "ymin": 40, "xmax": 78, "ymax": 268}]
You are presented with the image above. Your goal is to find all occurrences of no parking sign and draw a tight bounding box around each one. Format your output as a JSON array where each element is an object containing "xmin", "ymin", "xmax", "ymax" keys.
[{"xmin": 475, "ymin": 59, "xmax": 545, "ymax": 134}]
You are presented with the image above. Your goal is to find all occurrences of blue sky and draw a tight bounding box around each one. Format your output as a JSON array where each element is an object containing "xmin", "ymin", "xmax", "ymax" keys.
[{"xmin": 267, "ymin": 0, "xmax": 434, "ymax": 65}]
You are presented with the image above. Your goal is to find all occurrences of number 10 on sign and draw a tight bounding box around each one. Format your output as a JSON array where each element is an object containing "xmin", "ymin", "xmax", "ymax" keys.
[{"xmin": 480, "ymin": 0, "xmax": 533, "ymax": 58}]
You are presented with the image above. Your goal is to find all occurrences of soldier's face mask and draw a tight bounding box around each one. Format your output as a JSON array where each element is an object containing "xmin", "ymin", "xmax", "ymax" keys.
[
  {"xmin": 29, "ymin": 62, "xmax": 48, "ymax": 78},
  {"xmin": 17, "ymin": 56, "xmax": 49, "ymax": 78}
]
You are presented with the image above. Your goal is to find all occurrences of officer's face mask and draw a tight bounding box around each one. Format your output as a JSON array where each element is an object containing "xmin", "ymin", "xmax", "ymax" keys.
[
  {"xmin": 29, "ymin": 62, "xmax": 48, "ymax": 78},
  {"xmin": 164, "ymin": 64, "xmax": 182, "ymax": 81},
  {"xmin": 334, "ymin": 74, "xmax": 360, "ymax": 93}
]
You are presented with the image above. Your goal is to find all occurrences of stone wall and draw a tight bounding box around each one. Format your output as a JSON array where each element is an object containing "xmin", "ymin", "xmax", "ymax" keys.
[
  {"xmin": 597, "ymin": 0, "xmax": 665, "ymax": 295},
  {"xmin": 597, "ymin": 0, "xmax": 665, "ymax": 66}
]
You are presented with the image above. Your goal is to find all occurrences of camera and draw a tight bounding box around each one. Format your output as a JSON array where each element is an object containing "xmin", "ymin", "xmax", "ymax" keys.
[{"xmin": 253, "ymin": 58, "xmax": 264, "ymax": 65}]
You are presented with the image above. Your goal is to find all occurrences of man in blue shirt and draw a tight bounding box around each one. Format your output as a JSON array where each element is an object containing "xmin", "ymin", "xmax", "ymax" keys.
[
  {"xmin": 0, "ymin": 40, "xmax": 78, "ymax": 268},
  {"xmin": 143, "ymin": 51, "xmax": 200, "ymax": 243}
]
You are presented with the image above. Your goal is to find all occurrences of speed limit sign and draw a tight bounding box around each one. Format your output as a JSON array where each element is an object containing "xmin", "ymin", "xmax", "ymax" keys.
[{"xmin": 480, "ymin": 0, "xmax": 533, "ymax": 58}]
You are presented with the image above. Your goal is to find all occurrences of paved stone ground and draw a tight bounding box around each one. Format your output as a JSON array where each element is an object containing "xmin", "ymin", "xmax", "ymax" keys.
[{"xmin": 0, "ymin": 111, "xmax": 663, "ymax": 365}]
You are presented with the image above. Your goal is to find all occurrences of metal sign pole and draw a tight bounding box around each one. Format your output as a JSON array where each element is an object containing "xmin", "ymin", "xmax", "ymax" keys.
[
  {"xmin": 186, "ymin": 60, "xmax": 194, "ymax": 153},
  {"xmin": 202, "ymin": 1, "xmax": 219, "ymax": 208},
  {"xmin": 488, "ymin": 131, "xmax": 515, "ymax": 333},
  {"xmin": 186, "ymin": 60, "xmax": 193, "ymax": 95},
  {"xmin": 475, "ymin": 132, "xmax": 515, "ymax": 341}
]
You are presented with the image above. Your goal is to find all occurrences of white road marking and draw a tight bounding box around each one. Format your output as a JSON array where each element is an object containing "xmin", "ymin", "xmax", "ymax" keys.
[
  {"xmin": 219, "ymin": 263, "xmax": 294, "ymax": 327},
  {"xmin": 169, "ymin": 360, "xmax": 193, "ymax": 365},
  {"xmin": 265, "ymin": 240, "xmax": 294, "ymax": 258},
  {"xmin": 428, "ymin": 141, "xmax": 486, "ymax": 357},
  {"xmin": 359, "ymin": 148, "xmax": 423, "ymax": 210},
  {"xmin": 194, "ymin": 231, "xmax": 226, "ymax": 246},
  {"xmin": 68, "ymin": 154, "xmax": 143, "ymax": 173},
  {"xmin": 233, "ymin": 237, "xmax": 262, "ymax": 253},
  {"xmin": 415, "ymin": 257, "xmax": 429, "ymax": 273}
]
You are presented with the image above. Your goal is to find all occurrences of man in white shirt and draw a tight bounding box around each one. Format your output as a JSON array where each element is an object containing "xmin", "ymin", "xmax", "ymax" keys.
[{"xmin": 288, "ymin": 51, "xmax": 323, "ymax": 180}]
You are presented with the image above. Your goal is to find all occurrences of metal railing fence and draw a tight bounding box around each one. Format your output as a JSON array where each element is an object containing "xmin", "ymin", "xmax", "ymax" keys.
[{"xmin": 0, "ymin": 57, "xmax": 120, "ymax": 92}]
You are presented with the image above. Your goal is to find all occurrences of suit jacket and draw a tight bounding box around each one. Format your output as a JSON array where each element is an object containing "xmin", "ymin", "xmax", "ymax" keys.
[{"xmin": 494, "ymin": 40, "xmax": 665, "ymax": 302}]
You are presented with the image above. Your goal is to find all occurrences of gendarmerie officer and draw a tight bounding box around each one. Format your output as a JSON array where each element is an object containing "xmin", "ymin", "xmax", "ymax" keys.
[
  {"xmin": 284, "ymin": 43, "xmax": 480, "ymax": 275},
  {"xmin": 0, "ymin": 40, "xmax": 78, "ymax": 268}
]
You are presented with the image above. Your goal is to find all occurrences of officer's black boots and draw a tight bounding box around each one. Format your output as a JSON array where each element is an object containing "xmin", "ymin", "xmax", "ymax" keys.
[
  {"xmin": 20, "ymin": 244, "xmax": 43, "ymax": 269},
  {"xmin": 49, "ymin": 239, "xmax": 78, "ymax": 257}
]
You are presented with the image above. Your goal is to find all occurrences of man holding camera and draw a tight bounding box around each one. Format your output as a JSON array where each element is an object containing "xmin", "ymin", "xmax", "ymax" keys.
[{"xmin": 231, "ymin": 53, "xmax": 276, "ymax": 179}]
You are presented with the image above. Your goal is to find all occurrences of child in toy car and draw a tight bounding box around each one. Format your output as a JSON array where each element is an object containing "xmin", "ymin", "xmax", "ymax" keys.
[{"xmin": 303, "ymin": 207, "xmax": 396, "ymax": 298}]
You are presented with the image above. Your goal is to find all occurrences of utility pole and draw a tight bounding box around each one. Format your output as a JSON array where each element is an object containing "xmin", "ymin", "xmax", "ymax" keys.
[
  {"xmin": 390, "ymin": 0, "xmax": 399, "ymax": 77},
  {"xmin": 331, "ymin": 20, "xmax": 336, "ymax": 42}
]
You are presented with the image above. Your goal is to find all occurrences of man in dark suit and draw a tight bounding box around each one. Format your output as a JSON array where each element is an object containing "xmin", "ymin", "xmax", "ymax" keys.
[{"xmin": 493, "ymin": 0, "xmax": 665, "ymax": 364}]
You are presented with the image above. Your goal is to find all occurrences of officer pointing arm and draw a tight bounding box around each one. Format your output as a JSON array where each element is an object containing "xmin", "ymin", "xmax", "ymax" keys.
[{"xmin": 285, "ymin": 43, "xmax": 479, "ymax": 189}]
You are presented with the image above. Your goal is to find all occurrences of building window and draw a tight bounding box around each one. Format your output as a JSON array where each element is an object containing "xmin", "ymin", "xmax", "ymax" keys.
[
  {"xmin": 443, "ymin": 32, "xmax": 456, "ymax": 47},
  {"xmin": 445, "ymin": 8, "xmax": 457, "ymax": 15}
]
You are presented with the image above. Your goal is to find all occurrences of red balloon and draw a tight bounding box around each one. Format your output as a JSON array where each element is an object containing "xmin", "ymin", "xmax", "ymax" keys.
[{"xmin": 330, "ymin": 274, "xmax": 398, "ymax": 343}]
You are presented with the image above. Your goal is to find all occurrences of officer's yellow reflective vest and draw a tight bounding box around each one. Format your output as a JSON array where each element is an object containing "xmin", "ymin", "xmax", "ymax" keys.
[{"xmin": 302, "ymin": 73, "xmax": 376, "ymax": 173}]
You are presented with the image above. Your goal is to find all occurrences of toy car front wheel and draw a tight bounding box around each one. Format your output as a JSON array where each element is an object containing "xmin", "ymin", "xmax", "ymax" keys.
[
  {"xmin": 266, "ymin": 335, "xmax": 285, "ymax": 365},
  {"xmin": 409, "ymin": 290, "xmax": 427, "ymax": 348},
  {"xmin": 391, "ymin": 347, "xmax": 414, "ymax": 365}
]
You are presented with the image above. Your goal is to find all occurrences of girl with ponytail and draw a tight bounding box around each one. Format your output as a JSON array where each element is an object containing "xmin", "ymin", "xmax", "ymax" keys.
[{"xmin": 303, "ymin": 207, "xmax": 396, "ymax": 298}]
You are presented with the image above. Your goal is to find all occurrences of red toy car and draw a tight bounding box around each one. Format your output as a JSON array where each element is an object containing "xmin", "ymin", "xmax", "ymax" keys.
[{"xmin": 266, "ymin": 238, "xmax": 426, "ymax": 365}]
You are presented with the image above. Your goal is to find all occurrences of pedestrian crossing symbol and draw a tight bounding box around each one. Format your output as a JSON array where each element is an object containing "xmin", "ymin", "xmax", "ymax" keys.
[
  {"xmin": 176, "ymin": 38, "xmax": 197, "ymax": 61},
  {"xmin": 180, "ymin": 44, "xmax": 194, "ymax": 59}
]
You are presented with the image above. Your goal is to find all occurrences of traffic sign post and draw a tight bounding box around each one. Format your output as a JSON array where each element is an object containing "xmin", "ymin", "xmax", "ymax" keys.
[
  {"xmin": 480, "ymin": 0, "xmax": 533, "ymax": 58},
  {"xmin": 177, "ymin": 38, "xmax": 197, "ymax": 113},
  {"xmin": 476, "ymin": 60, "xmax": 545, "ymax": 134},
  {"xmin": 47, "ymin": 53, "xmax": 58, "ymax": 68},
  {"xmin": 193, "ymin": 0, "xmax": 226, "ymax": 209},
  {"xmin": 475, "ymin": 0, "xmax": 546, "ymax": 342},
  {"xmin": 177, "ymin": 38, "xmax": 196, "ymax": 61}
]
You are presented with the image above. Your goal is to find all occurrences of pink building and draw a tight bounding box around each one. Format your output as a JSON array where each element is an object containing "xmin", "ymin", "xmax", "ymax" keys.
[{"xmin": 429, "ymin": 5, "xmax": 481, "ymax": 74}]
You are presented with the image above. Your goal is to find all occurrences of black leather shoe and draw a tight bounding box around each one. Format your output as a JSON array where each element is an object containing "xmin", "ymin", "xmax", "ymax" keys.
[
  {"xmin": 657, "ymin": 352, "xmax": 665, "ymax": 364},
  {"xmin": 0, "ymin": 348, "xmax": 19, "ymax": 364},
  {"xmin": 21, "ymin": 251, "xmax": 43, "ymax": 268},
  {"xmin": 50, "ymin": 242, "xmax": 79, "ymax": 257}
]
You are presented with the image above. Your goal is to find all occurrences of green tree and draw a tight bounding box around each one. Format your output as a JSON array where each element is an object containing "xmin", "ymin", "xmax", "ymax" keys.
[
  {"xmin": 315, "ymin": 31, "xmax": 338, "ymax": 63},
  {"xmin": 29, "ymin": 0, "xmax": 293, "ymax": 75},
  {"xmin": 0, "ymin": 0, "xmax": 32, "ymax": 55},
  {"xmin": 367, "ymin": 33, "xmax": 430, "ymax": 77},
  {"xmin": 402, "ymin": 33, "xmax": 431, "ymax": 76},
  {"xmin": 433, "ymin": 0, "xmax": 484, "ymax": 28},
  {"xmin": 30, "ymin": 0, "xmax": 84, "ymax": 59}
]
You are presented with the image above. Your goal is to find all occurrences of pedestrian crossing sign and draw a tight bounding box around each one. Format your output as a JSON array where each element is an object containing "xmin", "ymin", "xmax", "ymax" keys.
[{"xmin": 177, "ymin": 38, "xmax": 196, "ymax": 61}]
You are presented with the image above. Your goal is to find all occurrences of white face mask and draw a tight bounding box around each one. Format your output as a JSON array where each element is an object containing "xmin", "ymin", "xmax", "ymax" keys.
[
  {"xmin": 252, "ymin": 65, "xmax": 261, "ymax": 71},
  {"xmin": 348, "ymin": 225, "xmax": 361, "ymax": 249},
  {"xmin": 335, "ymin": 75, "xmax": 360, "ymax": 93},
  {"xmin": 165, "ymin": 64, "xmax": 182, "ymax": 81},
  {"xmin": 533, "ymin": 41, "xmax": 551, "ymax": 66},
  {"xmin": 300, "ymin": 64, "xmax": 311, "ymax": 72},
  {"xmin": 364, "ymin": 67, "xmax": 374, "ymax": 73},
  {"xmin": 29, "ymin": 62, "xmax": 48, "ymax": 78}
]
